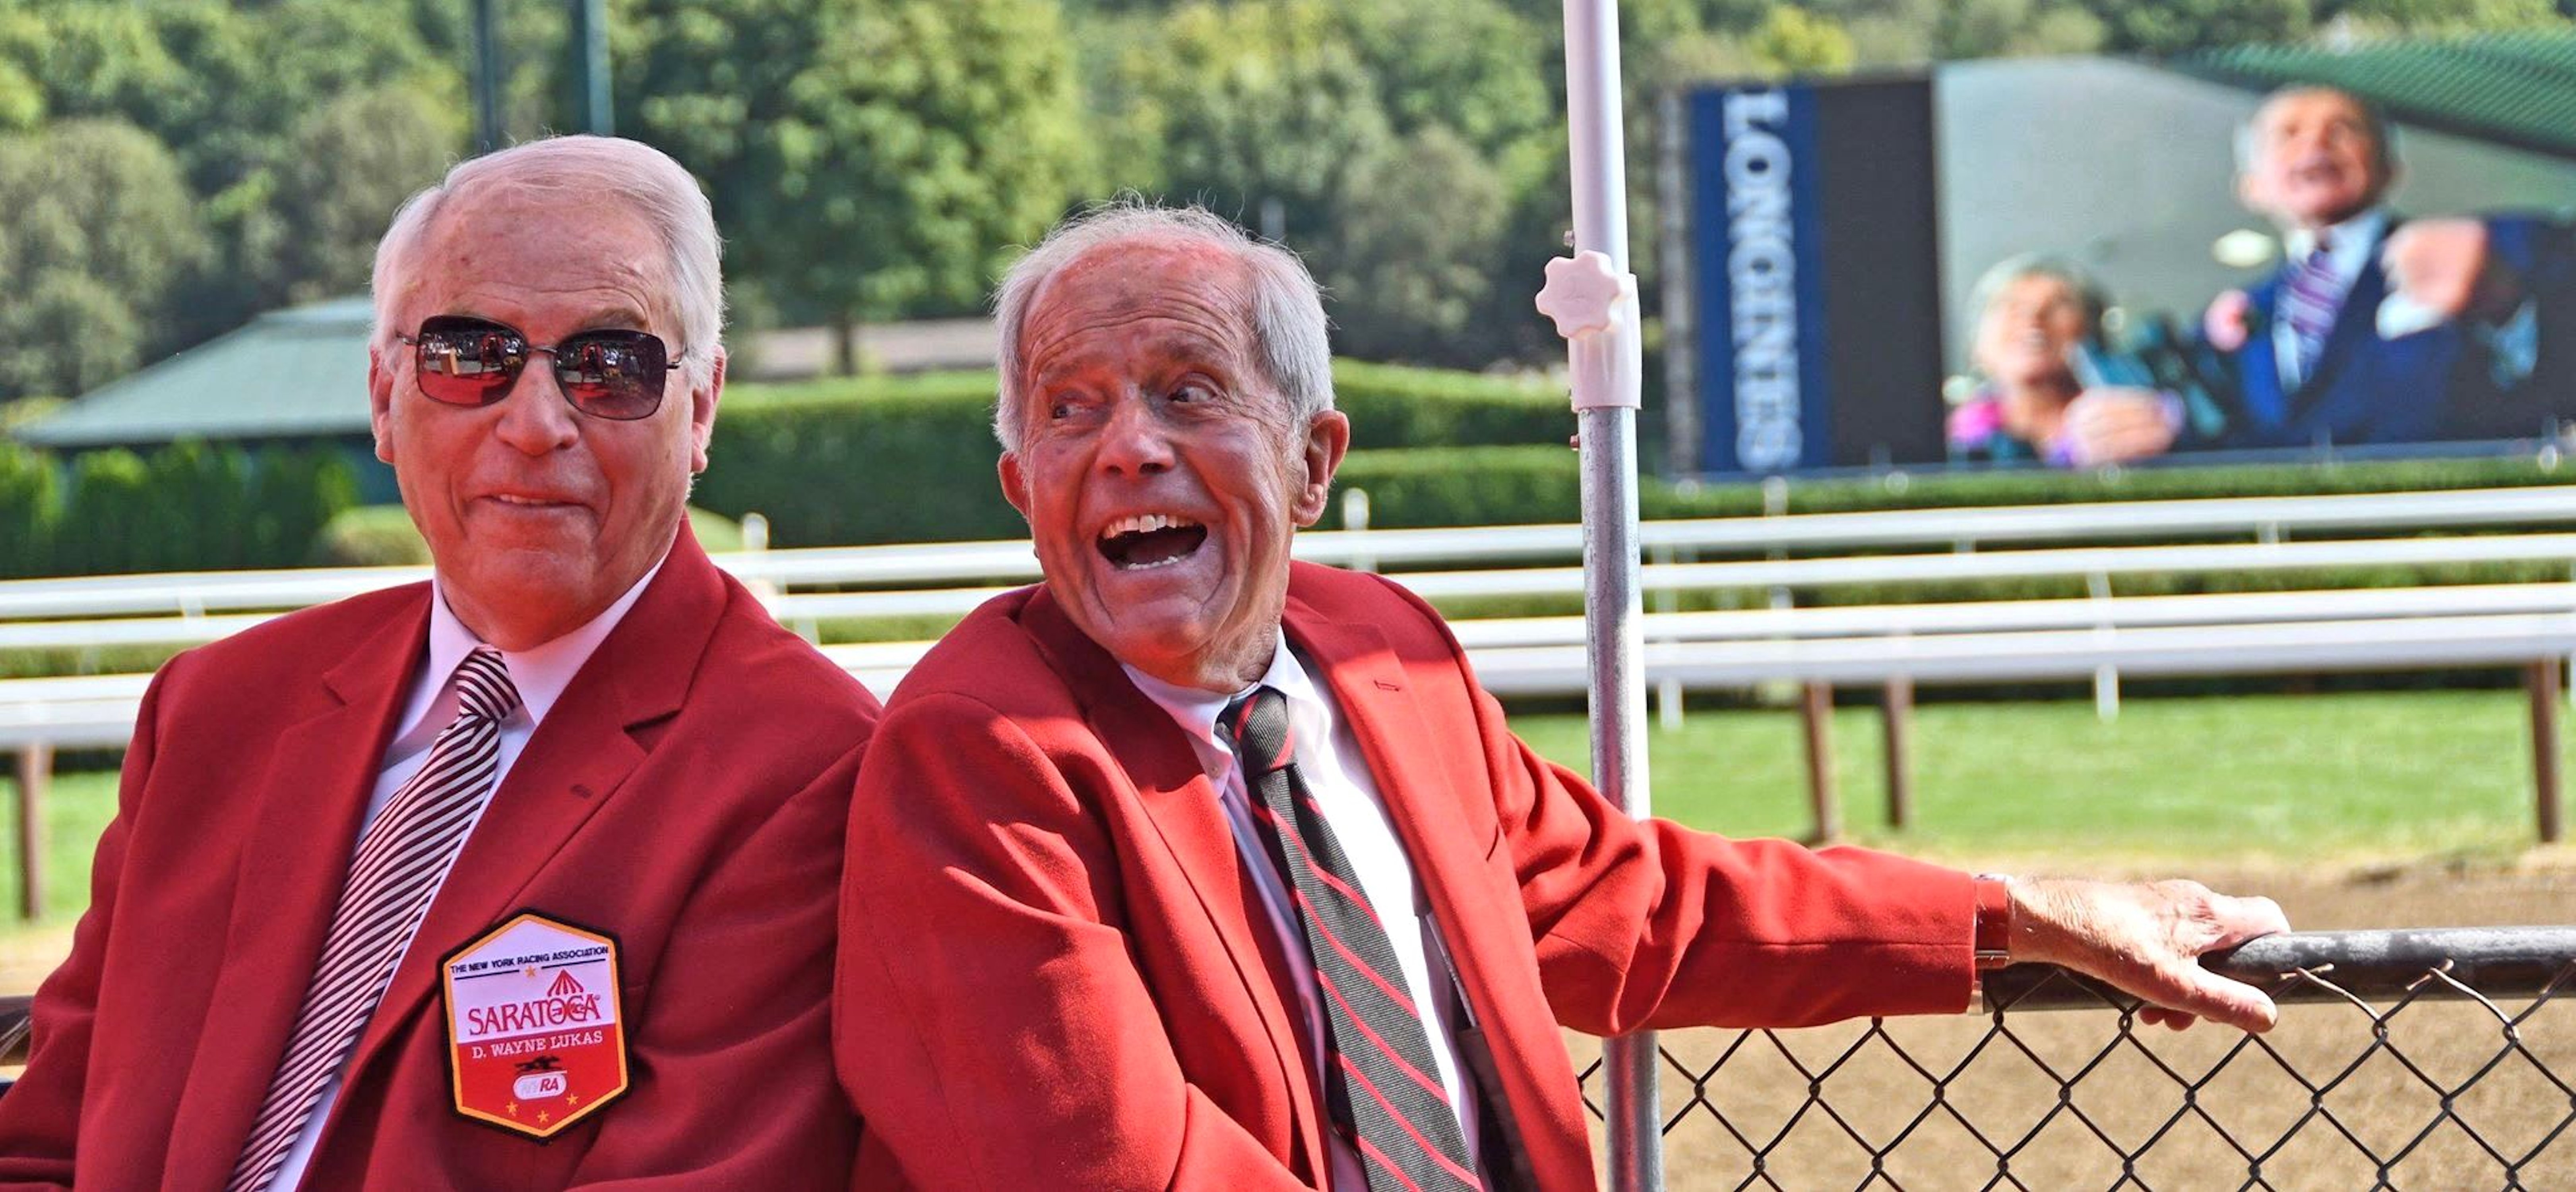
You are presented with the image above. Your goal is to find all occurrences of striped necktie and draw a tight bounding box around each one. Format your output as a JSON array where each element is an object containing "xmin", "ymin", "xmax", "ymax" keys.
[
  {"xmin": 228, "ymin": 646, "xmax": 521, "ymax": 1192},
  {"xmin": 1222, "ymin": 686, "xmax": 1482, "ymax": 1192},
  {"xmin": 2279, "ymin": 232, "xmax": 2343, "ymax": 385}
]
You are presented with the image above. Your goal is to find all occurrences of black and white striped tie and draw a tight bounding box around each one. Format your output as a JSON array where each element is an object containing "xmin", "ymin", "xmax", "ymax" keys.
[{"xmin": 227, "ymin": 646, "xmax": 520, "ymax": 1192}]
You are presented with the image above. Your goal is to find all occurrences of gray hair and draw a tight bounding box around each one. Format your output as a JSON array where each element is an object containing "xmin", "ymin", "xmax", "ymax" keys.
[
  {"xmin": 2233, "ymin": 84, "xmax": 2398, "ymax": 183},
  {"xmin": 370, "ymin": 135, "xmax": 725, "ymax": 387},
  {"xmin": 990, "ymin": 201, "xmax": 1333, "ymax": 452},
  {"xmin": 1969, "ymin": 252, "xmax": 2110, "ymax": 334}
]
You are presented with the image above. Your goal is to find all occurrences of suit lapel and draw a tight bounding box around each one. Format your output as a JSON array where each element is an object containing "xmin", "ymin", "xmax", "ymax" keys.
[
  {"xmin": 339, "ymin": 525, "xmax": 724, "ymax": 1091},
  {"xmin": 2240, "ymin": 280, "xmax": 2290, "ymax": 432},
  {"xmin": 1020, "ymin": 590, "xmax": 1323, "ymax": 1178},
  {"xmin": 161, "ymin": 591, "xmax": 431, "ymax": 1191}
]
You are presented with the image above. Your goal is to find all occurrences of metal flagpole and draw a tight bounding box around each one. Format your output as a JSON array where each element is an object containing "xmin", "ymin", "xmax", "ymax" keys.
[{"xmin": 1535, "ymin": 1, "xmax": 1659, "ymax": 1189}]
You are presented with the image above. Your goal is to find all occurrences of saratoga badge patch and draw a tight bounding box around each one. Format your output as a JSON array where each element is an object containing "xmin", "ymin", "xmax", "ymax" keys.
[{"xmin": 441, "ymin": 911, "xmax": 630, "ymax": 1139}]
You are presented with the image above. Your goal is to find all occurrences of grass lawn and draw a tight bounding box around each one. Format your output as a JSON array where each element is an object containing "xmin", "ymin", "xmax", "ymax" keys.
[
  {"xmin": 0, "ymin": 769, "xmax": 118, "ymax": 989},
  {"xmin": 1510, "ymin": 688, "xmax": 2555, "ymax": 871}
]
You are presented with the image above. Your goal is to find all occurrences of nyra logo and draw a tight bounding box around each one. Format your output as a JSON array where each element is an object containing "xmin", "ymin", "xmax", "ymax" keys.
[{"xmin": 547, "ymin": 969, "xmax": 585, "ymax": 998}]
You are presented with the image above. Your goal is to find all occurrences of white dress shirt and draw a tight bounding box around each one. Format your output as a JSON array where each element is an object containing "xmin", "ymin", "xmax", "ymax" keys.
[
  {"xmin": 1125, "ymin": 640, "xmax": 1480, "ymax": 1190},
  {"xmin": 271, "ymin": 556, "xmax": 664, "ymax": 1189}
]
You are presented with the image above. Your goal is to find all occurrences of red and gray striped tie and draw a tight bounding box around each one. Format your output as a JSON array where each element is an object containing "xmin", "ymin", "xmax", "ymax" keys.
[
  {"xmin": 227, "ymin": 646, "xmax": 521, "ymax": 1192},
  {"xmin": 1223, "ymin": 686, "xmax": 1482, "ymax": 1192}
]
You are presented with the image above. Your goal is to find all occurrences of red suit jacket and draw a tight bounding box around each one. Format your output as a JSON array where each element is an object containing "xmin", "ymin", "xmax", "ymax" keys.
[
  {"xmin": 0, "ymin": 525, "xmax": 881, "ymax": 1190},
  {"xmin": 837, "ymin": 562, "xmax": 1977, "ymax": 1190}
]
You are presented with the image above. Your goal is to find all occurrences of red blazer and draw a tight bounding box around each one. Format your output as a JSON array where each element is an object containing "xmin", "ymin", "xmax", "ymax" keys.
[
  {"xmin": 0, "ymin": 525, "xmax": 882, "ymax": 1190},
  {"xmin": 837, "ymin": 562, "xmax": 1977, "ymax": 1190}
]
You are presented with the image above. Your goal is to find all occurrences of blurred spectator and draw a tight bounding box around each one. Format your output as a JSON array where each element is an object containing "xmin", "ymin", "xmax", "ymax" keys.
[{"xmin": 1950, "ymin": 255, "xmax": 2183, "ymax": 467}]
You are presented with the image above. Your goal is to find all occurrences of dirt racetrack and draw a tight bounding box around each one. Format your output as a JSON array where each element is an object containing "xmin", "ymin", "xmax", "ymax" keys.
[{"xmin": 1573, "ymin": 863, "xmax": 2576, "ymax": 1190}]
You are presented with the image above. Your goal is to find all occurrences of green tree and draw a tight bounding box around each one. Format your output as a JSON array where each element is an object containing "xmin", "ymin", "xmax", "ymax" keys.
[
  {"xmin": 1930, "ymin": 0, "xmax": 2104, "ymax": 58},
  {"xmin": 1103, "ymin": 1, "xmax": 1394, "ymax": 246},
  {"xmin": 2322, "ymin": 0, "xmax": 2567, "ymax": 34},
  {"xmin": 0, "ymin": 271, "xmax": 141, "ymax": 401},
  {"xmin": 0, "ymin": 55, "xmax": 37, "ymax": 133},
  {"xmin": 267, "ymin": 85, "xmax": 469, "ymax": 305},
  {"xmin": 0, "ymin": 1, "xmax": 467, "ymax": 346},
  {"xmin": 2076, "ymin": 0, "xmax": 2312, "ymax": 55},
  {"xmin": 0, "ymin": 118, "xmax": 207, "ymax": 400},
  {"xmin": 617, "ymin": 0, "xmax": 1094, "ymax": 370},
  {"xmin": 1101, "ymin": 0, "xmax": 1579, "ymax": 366},
  {"xmin": 1750, "ymin": 4, "xmax": 1859, "ymax": 70},
  {"xmin": 1324, "ymin": 127, "xmax": 1515, "ymax": 365},
  {"xmin": 1651, "ymin": 4, "xmax": 1860, "ymax": 80},
  {"xmin": 1330, "ymin": 0, "xmax": 1556, "ymax": 164},
  {"xmin": 0, "ymin": 2, "xmax": 191, "ymax": 141}
]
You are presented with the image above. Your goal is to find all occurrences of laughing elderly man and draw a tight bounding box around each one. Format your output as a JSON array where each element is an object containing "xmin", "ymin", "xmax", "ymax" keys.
[{"xmin": 836, "ymin": 203, "xmax": 2289, "ymax": 1191}]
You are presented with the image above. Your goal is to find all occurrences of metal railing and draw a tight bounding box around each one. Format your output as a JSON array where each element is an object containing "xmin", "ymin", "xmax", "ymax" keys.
[{"xmin": 1584, "ymin": 928, "xmax": 2576, "ymax": 1189}]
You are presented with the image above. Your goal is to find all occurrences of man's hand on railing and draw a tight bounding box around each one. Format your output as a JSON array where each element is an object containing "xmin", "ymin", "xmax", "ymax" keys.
[{"xmin": 2000, "ymin": 877, "xmax": 2292, "ymax": 1033}]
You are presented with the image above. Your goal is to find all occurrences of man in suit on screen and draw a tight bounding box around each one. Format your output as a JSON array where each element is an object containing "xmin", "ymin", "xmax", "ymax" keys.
[{"xmin": 2203, "ymin": 84, "xmax": 2576, "ymax": 449}]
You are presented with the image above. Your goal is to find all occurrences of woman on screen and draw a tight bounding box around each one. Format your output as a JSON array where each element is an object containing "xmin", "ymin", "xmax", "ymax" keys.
[{"xmin": 1948, "ymin": 255, "xmax": 2186, "ymax": 468}]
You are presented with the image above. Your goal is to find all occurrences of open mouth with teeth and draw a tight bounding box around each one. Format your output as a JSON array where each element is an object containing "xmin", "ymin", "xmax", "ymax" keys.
[{"xmin": 1098, "ymin": 513, "xmax": 1209, "ymax": 571}]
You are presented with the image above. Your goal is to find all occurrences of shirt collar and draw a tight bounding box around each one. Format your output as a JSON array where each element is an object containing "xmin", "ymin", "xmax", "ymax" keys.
[
  {"xmin": 2286, "ymin": 207, "xmax": 2386, "ymax": 273},
  {"xmin": 1121, "ymin": 630, "xmax": 1326, "ymax": 779},
  {"xmin": 419, "ymin": 549, "xmax": 669, "ymax": 732}
]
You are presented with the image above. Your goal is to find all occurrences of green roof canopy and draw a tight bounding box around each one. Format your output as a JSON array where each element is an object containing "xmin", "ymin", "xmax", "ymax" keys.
[
  {"xmin": 14, "ymin": 296, "xmax": 374, "ymax": 450},
  {"xmin": 2187, "ymin": 29, "xmax": 2576, "ymax": 161}
]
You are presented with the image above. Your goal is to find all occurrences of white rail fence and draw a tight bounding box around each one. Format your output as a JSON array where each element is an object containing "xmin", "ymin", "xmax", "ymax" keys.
[{"xmin": 3, "ymin": 485, "xmax": 2573, "ymax": 918}]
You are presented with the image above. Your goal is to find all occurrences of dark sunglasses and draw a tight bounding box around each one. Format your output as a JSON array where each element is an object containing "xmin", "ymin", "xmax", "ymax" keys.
[{"xmin": 397, "ymin": 315, "xmax": 685, "ymax": 421}]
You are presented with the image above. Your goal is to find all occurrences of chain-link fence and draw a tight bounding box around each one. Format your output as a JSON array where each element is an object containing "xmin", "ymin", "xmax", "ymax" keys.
[{"xmin": 1581, "ymin": 928, "xmax": 2576, "ymax": 1190}]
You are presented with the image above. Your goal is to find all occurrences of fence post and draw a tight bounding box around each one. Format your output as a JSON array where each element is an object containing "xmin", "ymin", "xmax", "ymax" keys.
[
  {"xmin": 2531, "ymin": 658, "xmax": 2563, "ymax": 844},
  {"xmin": 1649, "ymin": 543, "xmax": 1681, "ymax": 730},
  {"xmin": 2088, "ymin": 571, "xmax": 2120, "ymax": 723},
  {"xmin": 1803, "ymin": 682, "xmax": 1839, "ymax": 843},
  {"xmin": 14, "ymin": 743, "xmax": 48, "ymax": 921},
  {"xmin": 1881, "ymin": 676, "xmax": 1913, "ymax": 830}
]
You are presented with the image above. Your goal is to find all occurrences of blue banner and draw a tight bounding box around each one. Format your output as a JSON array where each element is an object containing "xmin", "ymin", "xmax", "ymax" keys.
[{"xmin": 1691, "ymin": 84, "xmax": 1834, "ymax": 474}]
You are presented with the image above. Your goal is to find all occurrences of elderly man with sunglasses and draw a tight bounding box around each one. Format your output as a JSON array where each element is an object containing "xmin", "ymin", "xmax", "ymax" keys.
[{"xmin": 0, "ymin": 136, "xmax": 880, "ymax": 1189}]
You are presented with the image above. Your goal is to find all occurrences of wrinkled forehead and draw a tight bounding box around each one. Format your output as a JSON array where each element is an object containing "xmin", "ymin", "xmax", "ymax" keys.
[
  {"xmin": 2255, "ymin": 90, "xmax": 2374, "ymax": 145},
  {"xmin": 401, "ymin": 185, "xmax": 676, "ymax": 332},
  {"xmin": 1018, "ymin": 239, "xmax": 1260, "ymax": 375}
]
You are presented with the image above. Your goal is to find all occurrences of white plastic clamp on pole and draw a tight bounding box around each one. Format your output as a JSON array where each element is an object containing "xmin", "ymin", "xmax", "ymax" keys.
[{"xmin": 1536, "ymin": 249, "xmax": 1643, "ymax": 412}]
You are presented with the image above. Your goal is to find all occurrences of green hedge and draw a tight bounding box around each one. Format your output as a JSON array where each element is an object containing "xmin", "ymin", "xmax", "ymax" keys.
[
  {"xmin": 0, "ymin": 439, "xmax": 356, "ymax": 577},
  {"xmin": 0, "ymin": 441, "xmax": 57, "ymax": 574},
  {"xmin": 1330, "ymin": 361, "xmax": 1568, "ymax": 451},
  {"xmin": 1327, "ymin": 445, "xmax": 1580, "ymax": 529},
  {"xmin": 309, "ymin": 504, "xmax": 746, "ymax": 567},
  {"xmin": 701, "ymin": 375, "xmax": 1022, "ymax": 547},
  {"xmin": 700, "ymin": 362, "xmax": 1569, "ymax": 545}
]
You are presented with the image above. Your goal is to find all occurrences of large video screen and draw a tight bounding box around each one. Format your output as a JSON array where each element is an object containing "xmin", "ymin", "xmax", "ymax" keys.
[{"xmin": 1674, "ymin": 51, "xmax": 2576, "ymax": 476}]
